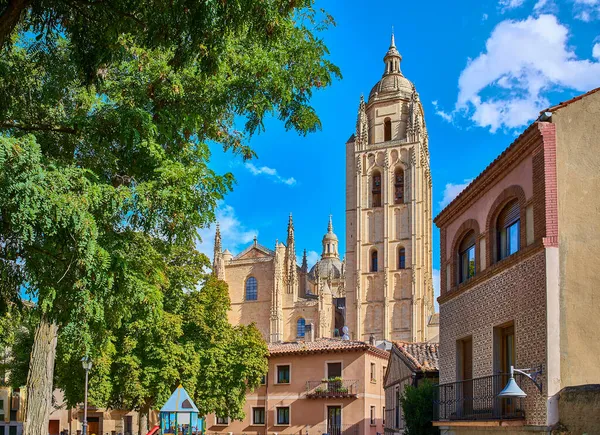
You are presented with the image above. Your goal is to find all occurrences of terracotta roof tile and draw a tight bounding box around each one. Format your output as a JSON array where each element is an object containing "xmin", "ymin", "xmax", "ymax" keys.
[
  {"xmin": 543, "ymin": 87, "xmax": 600, "ymax": 113},
  {"xmin": 393, "ymin": 341, "xmax": 439, "ymax": 373},
  {"xmin": 268, "ymin": 338, "xmax": 389, "ymax": 359}
]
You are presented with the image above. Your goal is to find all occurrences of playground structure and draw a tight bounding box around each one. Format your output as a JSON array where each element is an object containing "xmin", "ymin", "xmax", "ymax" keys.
[{"xmin": 158, "ymin": 385, "xmax": 204, "ymax": 435}]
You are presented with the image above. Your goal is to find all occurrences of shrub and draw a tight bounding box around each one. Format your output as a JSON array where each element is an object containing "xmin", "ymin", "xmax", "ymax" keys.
[{"xmin": 400, "ymin": 380, "xmax": 439, "ymax": 435}]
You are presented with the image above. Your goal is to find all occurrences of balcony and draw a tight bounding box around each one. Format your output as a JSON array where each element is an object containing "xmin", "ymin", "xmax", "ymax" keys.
[
  {"xmin": 434, "ymin": 374, "xmax": 526, "ymax": 423},
  {"xmin": 305, "ymin": 379, "xmax": 359, "ymax": 399},
  {"xmin": 308, "ymin": 424, "xmax": 359, "ymax": 435}
]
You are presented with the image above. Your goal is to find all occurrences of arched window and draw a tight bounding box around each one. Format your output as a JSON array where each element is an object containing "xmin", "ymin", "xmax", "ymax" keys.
[
  {"xmin": 394, "ymin": 168, "xmax": 404, "ymax": 204},
  {"xmin": 371, "ymin": 250, "xmax": 379, "ymax": 272},
  {"xmin": 398, "ymin": 247, "xmax": 406, "ymax": 269},
  {"xmin": 245, "ymin": 276, "xmax": 258, "ymax": 301},
  {"xmin": 458, "ymin": 231, "xmax": 476, "ymax": 283},
  {"xmin": 372, "ymin": 171, "xmax": 382, "ymax": 208},
  {"xmin": 384, "ymin": 118, "xmax": 392, "ymax": 141},
  {"xmin": 297, "ymin": 318, "xmax": 306, "ymax": 338},
  {"xmin": 497, "ymin": 199, "xmax": 520, "ymax": 260}
]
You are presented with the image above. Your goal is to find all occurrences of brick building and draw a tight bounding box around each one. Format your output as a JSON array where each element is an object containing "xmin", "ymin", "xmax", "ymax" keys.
[
  {"xmin": 205, "ymin": 338, "xmax": 389, "ymax": 435},
  {"xmin": 432, "ymin": 87, "xmax": 600, "ymax": 433}
]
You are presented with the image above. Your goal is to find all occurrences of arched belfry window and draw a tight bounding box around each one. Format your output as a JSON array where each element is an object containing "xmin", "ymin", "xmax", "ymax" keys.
[
  {"xmin": 497, "ymin": 199, "xmax": 520, "ymax": 261},
  {"xmin": 398, "ymin": 247, "xmax": 406, "ymax": 269},
  {"xmin": 245, "ymin": 276, "xmax": 258, "ymax": 301},
  {"xmin": 297, "ymin": 318, "xmax": 306, "ymax": 338},
  {"xmin": 372, "ymin": 171, "xmax": 382, "ymax": 208},
  {"xmin": 384, "ymin": 118, "xmax": 392, "ymax": 142},
  {"xmin": 371, "ymin": 250, "xmax": 379, "ymax": 272},
  {"xmin": 394, "ymin": 168, "xmax": 404, "ymax": 204},
  {"xmin": 458, "ymin": 231, "xmax": 476, "ymax": 284}
]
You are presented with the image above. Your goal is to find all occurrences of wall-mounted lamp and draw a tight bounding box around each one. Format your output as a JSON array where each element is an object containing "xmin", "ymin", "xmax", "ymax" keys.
[{"xmin": 497, "ymin": 365, "xmax": 543, "ymax": 398}]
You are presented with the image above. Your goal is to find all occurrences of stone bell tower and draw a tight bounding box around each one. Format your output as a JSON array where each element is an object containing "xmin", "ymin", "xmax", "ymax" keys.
[{"xmin": 345, "ymin": 33, "xmax": 434, "ymax": 342}]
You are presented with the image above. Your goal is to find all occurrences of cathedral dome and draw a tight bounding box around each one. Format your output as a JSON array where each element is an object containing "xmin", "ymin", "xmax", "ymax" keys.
[
  {"xmin": 308, "ymin": 215, "xmax": 344, "ymax": 281},
  {"xmin": 309, "ymin": 256, "xmax": 344, "ymax": 281},
  {"xmin": 368, "ymin": 33, "xmax": 414, "ymax": 104},
  {"xmin": 369, "ymin": 74, "xmax": 414, "ymax": 103}
]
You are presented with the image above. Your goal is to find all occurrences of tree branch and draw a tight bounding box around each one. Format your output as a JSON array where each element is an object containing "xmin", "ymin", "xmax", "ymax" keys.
[
  {"xmin": 65, "ymin": 0, "xmax": 145, "ymax": 28},
  {"xmin": 0, "ymin": 121, "xmax": 77, "ymax": 134},
  {"xmin": 0, "ymin": 0, "xmax": 31, "ymax": 48}
]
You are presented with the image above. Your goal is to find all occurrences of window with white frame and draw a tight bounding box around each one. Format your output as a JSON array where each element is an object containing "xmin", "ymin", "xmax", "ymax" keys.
[
  {"xmin": 215, "ymin": 416, "xmax": 229, "ymax": 425},
  {"xmin": 370, "ymin": 406, "xmax": 376, "ymax": 425},
  {"xmin": 252, "ymin": 407, "xmax": 265, "ymax": 425},
  {"xmin": 276, "ymin": 406, "xmax": 290, "ymax": 425},
  {"xmin": 276, "ymin": 364, "xmax": 290, "ymax": 384}
]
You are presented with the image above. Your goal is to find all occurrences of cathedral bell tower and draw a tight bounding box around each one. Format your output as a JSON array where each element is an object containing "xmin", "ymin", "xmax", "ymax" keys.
[{"xmin": 344, "ymin": 33, "xmax": 434, "ymax": 342}]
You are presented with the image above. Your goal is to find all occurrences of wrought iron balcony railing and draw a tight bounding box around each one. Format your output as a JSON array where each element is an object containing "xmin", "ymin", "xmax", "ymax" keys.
[
  {"xmin": 434, "ymin": 373, "xmax": 526, "ymax": 421},
  {"xmin": 305, "ymin": 379, "xmax": 359, "ymax": 398},
  {"xmin": 308, "ymin": 424, "xmax": 359, "ymax": 435}
]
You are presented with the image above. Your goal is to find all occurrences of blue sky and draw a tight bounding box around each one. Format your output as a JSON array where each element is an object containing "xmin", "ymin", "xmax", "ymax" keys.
[{"xmin": 198, "ymin": 0, "xmax": 600, "ymax": 301}]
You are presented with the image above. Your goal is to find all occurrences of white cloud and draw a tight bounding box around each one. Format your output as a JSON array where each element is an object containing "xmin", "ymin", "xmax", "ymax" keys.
[
  {"xmin": 432, "ymin": 100, "xmax": 453, "ymax": 122},
  {"xmin": 297, "ymin": 250, "xmax": 321, "ymax": 269},
  {"xmin": 499, "ymin": 0, "xmax": 525, "ymax": 11},
  {"xmin": 456, "ymin": 14, "xmax": 600, "ymax": 132},
  {"xmin": 245, "ymin": 162, "xmax": 297, "ymax": 186},
  {"xmin": 533, "ymin": 0, "xmax": 559, "ymax": 14},
  {"xmin": 439, "ymin": 179, "xmax": 473, "ymax": 209},
  {"xmin": 432, "ymin": 268, "xmax": 440, "ymax": 311},
  {"xmin": 574, "ymin": 0, "xmax": 600, "ymax": 21},
  {"xmin": 483, "ymin": 13, "xmax": 489, "ymax": 21},
  {"xmin": 196, "ymin": 203, "xmax": 258, "ymax": 261},
  {"xmin": 594, "ymin": 42, "xmax": 600, "ymax": 59}
]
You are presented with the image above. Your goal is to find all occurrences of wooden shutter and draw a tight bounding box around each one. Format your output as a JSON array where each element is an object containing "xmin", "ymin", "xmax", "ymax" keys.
[{"xmin": 498, "ymin": 199, "xmax": 520, "ymax": 228}]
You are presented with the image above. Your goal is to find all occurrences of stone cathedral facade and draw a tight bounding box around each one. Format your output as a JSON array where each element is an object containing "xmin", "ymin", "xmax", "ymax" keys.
[{"xmin": 213, "ymin": 35, "xmax": 436, "ymax": 343}]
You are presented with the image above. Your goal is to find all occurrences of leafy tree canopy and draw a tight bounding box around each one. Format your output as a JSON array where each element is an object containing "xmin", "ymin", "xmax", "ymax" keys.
[{"xmin": 0, "ymin": 0, "xmax": 339, "ymax": 426}]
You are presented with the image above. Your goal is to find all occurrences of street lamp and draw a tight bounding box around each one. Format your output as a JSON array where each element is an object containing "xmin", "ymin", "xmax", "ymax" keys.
[
  {"xmin": 497, "ymin": 365, "xmax": 543, "ymax": 398},
  {"xmin": 81, "ymin": 356, "xmax": 93, "ymax": 435}
]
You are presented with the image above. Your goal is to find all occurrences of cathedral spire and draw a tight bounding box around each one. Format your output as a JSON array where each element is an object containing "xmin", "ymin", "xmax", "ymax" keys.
[
  {"xmin": 301, "ymin": 249, "xmax": 308, "ymax": 273},
  {"xmin": 214, "ymin": 222, "xmax": 222, "ymax": 255},
  {"xmin": 285, "ymin": 213, "xmax": 297, "ymax": 296},
  {"xmin": 213, "ymin": 222, "xmax": 225, "ymax": 280},
  {"xmin": 321, "ymin": 215, "xmax": 339, "ymax": 259},
  {"xmin": 287, "ymin": 213, "xmax": 294, "ymax": 241},
  {"xmin": 383, "ymin": 28, "xmax": 402, "ymax": 76},
  {"xmin": 355, "ymin": 94, "xmax": 368, "ymax": 148}
]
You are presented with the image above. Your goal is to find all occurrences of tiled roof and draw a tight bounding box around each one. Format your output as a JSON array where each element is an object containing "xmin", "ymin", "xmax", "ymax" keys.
[
  {"xmin": 268, "ymin": 338, "xmax": 389, "ymax": 359},
  {"xmin": 233, "ymin": 241, "xmax": 275, "ymax": 260},
  {"xmin": 433, "ymin": 120, "xmax": 541, "ymax": 225},
  {"xmin": 393, "ymin": 342, "xmax": 439, "ymax": 373},
  {"xmin": 543, "ymin": 87, "xmax": 600, "ymax": 113},
  {"xmin": 435, "ymin": 87, "xmax": 600, "ymax": 225}
]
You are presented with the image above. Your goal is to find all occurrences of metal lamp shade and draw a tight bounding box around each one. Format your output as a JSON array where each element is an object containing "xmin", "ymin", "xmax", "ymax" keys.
[{"xmin": 498, "ymin": 377, "xmax": 527, "ymax": 398}]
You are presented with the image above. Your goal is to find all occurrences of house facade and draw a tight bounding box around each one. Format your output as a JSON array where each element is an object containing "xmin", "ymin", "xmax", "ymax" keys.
[
  {"xmin": 383, "ymin": 342, "xmax": 438, "ymax": 434},
  {"xmin": 433, "ymin": 88, "xmax": 600, "ymax": 433},
  {"xmin": 205, "ymin": 338, "xmax": 389, "ymax": 435}
]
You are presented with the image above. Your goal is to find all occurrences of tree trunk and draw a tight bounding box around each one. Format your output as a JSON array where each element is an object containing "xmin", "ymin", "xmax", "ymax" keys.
[
  {"xmin": 138, "ymin": 404, "xmax": 149, "ymax": 435},
  {"xmin": 0, "ymin": 0, "xmax": 31, "ymax": 48},
  {"xmin": 22, "ymin": 315, "xmax": 58, "ymax": 435}
]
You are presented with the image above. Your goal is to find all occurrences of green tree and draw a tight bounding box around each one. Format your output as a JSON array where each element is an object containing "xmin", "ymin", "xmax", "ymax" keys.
[
  {"xmin": 0, "ymin": 1, "xmax": 340, "ymax": 433},
  {"xmin": 401, "ymin": 380, "xmax": 440, "ymax": 435}
]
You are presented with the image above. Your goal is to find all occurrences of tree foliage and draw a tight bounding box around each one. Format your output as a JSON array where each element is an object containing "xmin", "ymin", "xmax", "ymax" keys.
[
  {"xmin": 0, "ymin": 0, "xmax": 339, "ymax": 428},
  {"xmin": 401, "ymin": 380, "xmax": 440, "ymax": 435}
]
